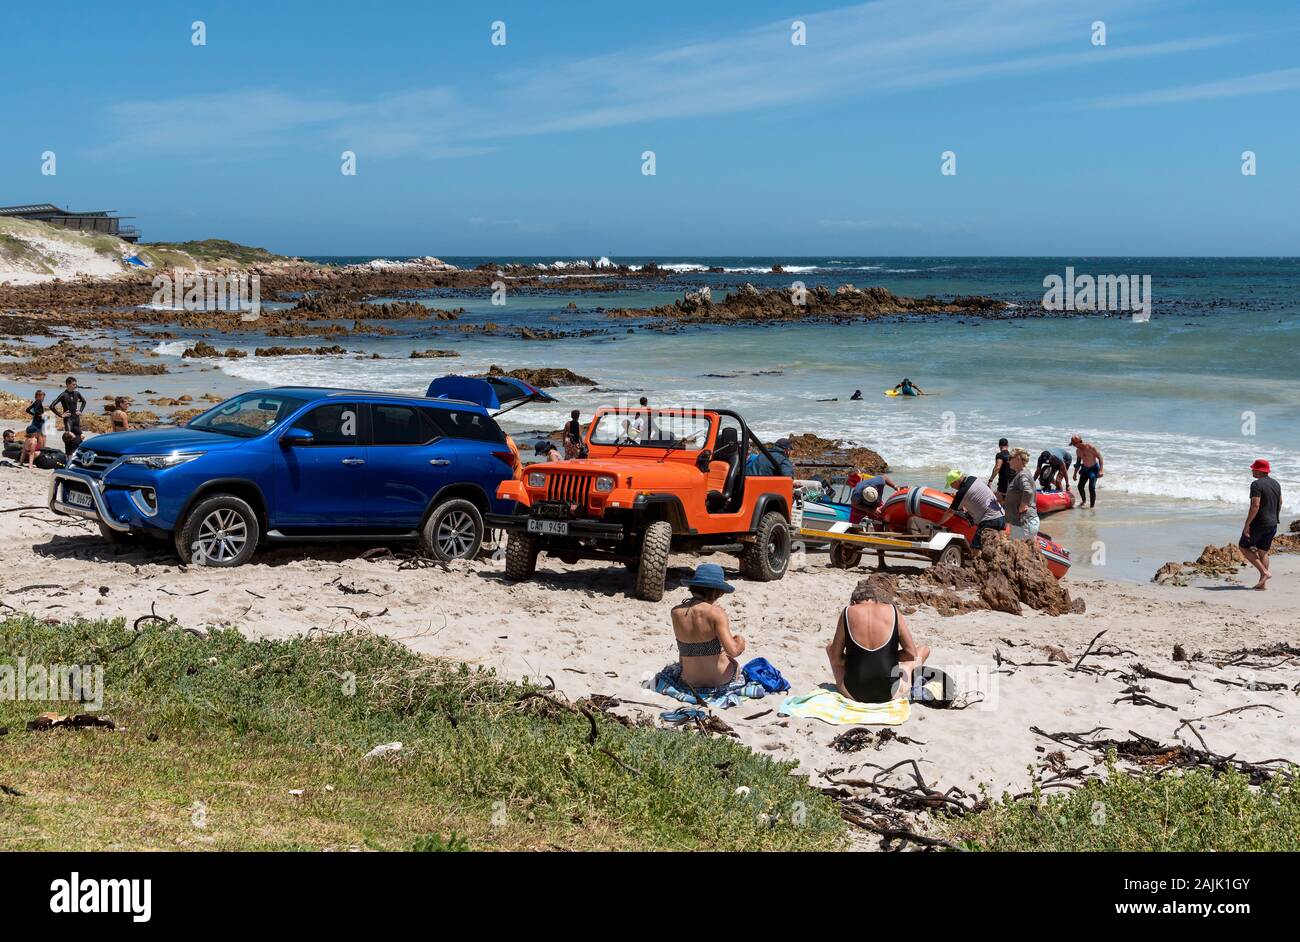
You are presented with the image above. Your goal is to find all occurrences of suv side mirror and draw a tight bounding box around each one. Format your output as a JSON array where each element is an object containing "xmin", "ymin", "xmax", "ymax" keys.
[
  {"xmin": 695, "ymin": 449, "xmax": 713, "ymax": 471},
  {"xmin": 282, "ymin": 428, "xmax": 314, "ymax": 447}
]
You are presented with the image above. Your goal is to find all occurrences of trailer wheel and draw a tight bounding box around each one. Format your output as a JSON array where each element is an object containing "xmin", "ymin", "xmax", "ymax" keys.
[
  {"xmin": 937, "ymin": 543, "xmax": 965, "ymax": 568},
  {"xmin": 634, "ymin": 521, "xmax": 673, "ymax": 601},
  {"xmin": 830, "ymin": 542, "xmax": 863, "ymax": 570}
]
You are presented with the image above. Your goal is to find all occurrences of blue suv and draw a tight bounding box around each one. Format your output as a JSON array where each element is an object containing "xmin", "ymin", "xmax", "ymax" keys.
[{"xmin": 48, "ymin": 378, "xmax": 546, "ymax": 566}]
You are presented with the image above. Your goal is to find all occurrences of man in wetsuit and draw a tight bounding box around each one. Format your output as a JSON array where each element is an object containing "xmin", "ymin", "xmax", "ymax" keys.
[
  {"xmin": 1069, "ymin": 435, "xmax": 1104, "ymax": 507},
  {"xmin": 938, "ymin": 469, "xmax": 1006, "ymax": 549},
  {"xmin": 50, "ymin": 377, "xmax": 87, "ymax": 440},
  {"xmin": 892, "ymin": 378, "xmax": 925, "ymax": 396},
  {"xmin": 988, "ymin": 438, "xmax": 1014, "ymax": 502}
]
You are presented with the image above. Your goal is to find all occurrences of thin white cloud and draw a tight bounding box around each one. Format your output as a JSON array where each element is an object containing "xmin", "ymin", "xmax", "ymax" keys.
[
  {"xmin": 97, "ymin": 0, "xmax": 1234, "ymax": 159},
  {"xmin": 1081, "ymin": 66, "xmax": 1300, "ymax": 108}
]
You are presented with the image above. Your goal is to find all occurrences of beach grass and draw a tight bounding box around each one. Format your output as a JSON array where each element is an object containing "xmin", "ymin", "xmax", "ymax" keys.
[
  {"xmin": 946, "ymin": 757, "xmax": 1300, "ymax": 851},
  {"xmin": 144, "ymin": 239, "xmax": 283, "ymax": 266},
  {"xmin": 0, "ymin": 616, "xmax": 843, "ymax": 852}
]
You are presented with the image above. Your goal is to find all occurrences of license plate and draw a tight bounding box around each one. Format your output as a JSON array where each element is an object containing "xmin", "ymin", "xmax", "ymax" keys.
[
  {"xmin": 527, "ymin": 518, "xmax": 569, "ymax": 536},
  {"xmin": 64, "ymin": 486, "xmax": 94, "ymax": 509}
]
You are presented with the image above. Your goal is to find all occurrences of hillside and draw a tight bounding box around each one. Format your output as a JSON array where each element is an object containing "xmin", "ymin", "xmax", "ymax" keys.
[{"xmin": 0, "ymin": 217, "xmax": 294, "ymax": 285}]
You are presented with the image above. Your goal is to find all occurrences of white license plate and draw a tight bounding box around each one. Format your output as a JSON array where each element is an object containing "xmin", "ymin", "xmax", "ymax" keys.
[
  {"xmin": 65, "ymin": 487, "xmax": 94, "ymax": 509},
  {"xmin": 527, "ymin": 518, "xmax": 569, "ymax": 536}
]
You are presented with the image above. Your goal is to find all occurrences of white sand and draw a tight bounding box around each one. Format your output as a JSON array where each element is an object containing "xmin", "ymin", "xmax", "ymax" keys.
[
  {"xmin": 0, "ymin": 220, "xmax": 130, "ymax": 285},
  {"xmin": 1, "ymin": 465, "xmax": 1296, "ymax": 803}
]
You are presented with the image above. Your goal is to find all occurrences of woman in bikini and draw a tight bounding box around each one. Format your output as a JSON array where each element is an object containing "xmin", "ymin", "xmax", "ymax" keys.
[
  {"xmin": 826, "ymin": 579, "xmax": 930, "ymax": 703},
  {"xmin": 111, "ymin": 397, "xmax": 132, "ymax": 432},
  {"xmin": 670, "ymin": 563, "xmax": 746, "ymax": 688}
]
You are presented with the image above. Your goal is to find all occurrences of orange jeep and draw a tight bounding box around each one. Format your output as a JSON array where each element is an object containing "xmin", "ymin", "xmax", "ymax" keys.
[{"xmin": 487, "ymin": 407, "xmax": 793, "ymax": 601}]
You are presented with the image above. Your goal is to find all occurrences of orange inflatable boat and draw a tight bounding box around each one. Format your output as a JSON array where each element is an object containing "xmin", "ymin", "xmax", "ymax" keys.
[
  {"xmin": 880, "ymin": 486, "xmax": 1071, "ymax": 579},
  {"xmin": 1035, "ymin": 489, "xmax": 1075, "ymax": 515}
]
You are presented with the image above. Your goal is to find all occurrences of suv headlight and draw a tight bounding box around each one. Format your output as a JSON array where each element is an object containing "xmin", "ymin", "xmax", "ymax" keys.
[
  {"xmin": 527, "ymin": 470, "xmax": 547, "ymax": 488},
  {"xmin": 123, "ymin": 452, "xmax": 204, "ymax": 469},
  {"xmin": 594, "ymin": 475, "xmax": 616, "ymax": 493}
]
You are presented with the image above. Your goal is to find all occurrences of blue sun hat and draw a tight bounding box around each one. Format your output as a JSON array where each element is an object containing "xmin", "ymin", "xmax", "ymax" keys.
[{"xmin": 684, "ymin": 562, "xmax": 735, "ymax": 594}]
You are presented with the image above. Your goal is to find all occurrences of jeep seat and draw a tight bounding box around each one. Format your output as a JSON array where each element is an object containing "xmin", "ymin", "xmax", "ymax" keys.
[{"xmin": 705, "ymin": 427, "xmax": 741, "ymax": 513}]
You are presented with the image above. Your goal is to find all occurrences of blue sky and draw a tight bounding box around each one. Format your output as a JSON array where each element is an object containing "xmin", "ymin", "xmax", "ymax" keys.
[{"xmin": 4, "ymin": 0, "xmax": 1299, "ymax": 255}]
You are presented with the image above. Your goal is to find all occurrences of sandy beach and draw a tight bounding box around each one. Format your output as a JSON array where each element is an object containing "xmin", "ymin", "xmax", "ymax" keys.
[{"xmin": 3, "ymin": 462, "xmax": 1295, "ymax": 808}]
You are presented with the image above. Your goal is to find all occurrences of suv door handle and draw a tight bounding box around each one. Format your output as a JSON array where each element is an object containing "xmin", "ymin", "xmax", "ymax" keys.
[
  {"xmin": 341, "ymin": 458, "xmax": 365, "ymax": 466},
  {"xmin": 428, "ymin": 459, "xmax": 451, "ymax": 466}
]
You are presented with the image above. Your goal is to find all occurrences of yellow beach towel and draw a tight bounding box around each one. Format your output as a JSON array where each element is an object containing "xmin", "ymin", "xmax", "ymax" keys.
[{"xmin": 778, "ymin": 690, "xmax": 910, "ymax": 726}]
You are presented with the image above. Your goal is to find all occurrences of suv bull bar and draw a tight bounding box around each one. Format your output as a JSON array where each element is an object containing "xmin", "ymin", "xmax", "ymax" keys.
[{"xmin": 48, "ymin": 469, "xmax": 130, "ymax": 531}]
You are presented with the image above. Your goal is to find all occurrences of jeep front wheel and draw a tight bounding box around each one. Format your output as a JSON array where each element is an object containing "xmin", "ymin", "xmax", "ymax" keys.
[
  {"xmin": 176, "ymin": 494, "xmax": 259, "ymax": 567},
  {"xmin": 741, "ymin": 511, "xmax": 790, "ymax": 582},
  {"xmin": 503, "ymin": 532, "xmax": 540, "ymax": 580},
  {"xmin": 634, "ymin": 520, "xmax": 673, "ymax": 602}
]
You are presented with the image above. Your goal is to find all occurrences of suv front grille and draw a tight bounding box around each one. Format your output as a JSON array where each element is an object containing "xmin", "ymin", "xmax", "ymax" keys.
[
  {"xmin": 70, "ymin": 449, "xmax": 119, "ymax": 475},
  {"xmin": 547, "ymin": 473, "xmax": 593, "ymax": 507}
]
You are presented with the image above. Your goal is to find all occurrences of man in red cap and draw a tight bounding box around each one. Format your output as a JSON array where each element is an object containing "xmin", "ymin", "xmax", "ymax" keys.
[{"xmin": 1240, "ymin": 459, "xmax": 1282, "ymax": 590}]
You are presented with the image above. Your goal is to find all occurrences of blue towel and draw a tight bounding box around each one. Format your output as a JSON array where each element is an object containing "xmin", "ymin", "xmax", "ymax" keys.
[
  {"xmin": 646, "ymin": 663, "xmax": 765, "ymax": 709},
  {"xmin": 742, "ymin": 657, "xmax": 790, "ymax": 693}
]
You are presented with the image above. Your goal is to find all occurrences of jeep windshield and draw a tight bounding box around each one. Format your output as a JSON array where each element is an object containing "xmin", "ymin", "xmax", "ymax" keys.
[
  {"xmin": 588, "ymin": 411, "xmax": 711, "ymax": 449},
  {"xmin": 186, "ymin": 392, "xmax": 308, "ymax": 438}
]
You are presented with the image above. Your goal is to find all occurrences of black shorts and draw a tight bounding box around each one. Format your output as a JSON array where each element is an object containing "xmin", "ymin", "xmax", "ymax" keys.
[{"xmin": 1239, "ymin": 526, "xmax": 1277, "ymax": 552}]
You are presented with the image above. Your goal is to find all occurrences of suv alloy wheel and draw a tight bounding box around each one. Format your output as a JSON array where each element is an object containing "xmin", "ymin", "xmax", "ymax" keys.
[
  {"xmin": 176, "ymin": 494, "xmax": 260, "ymax": 567},
  {"xmin": 421, "ymin": 498, "xmax": 485, "ymax": 562}
]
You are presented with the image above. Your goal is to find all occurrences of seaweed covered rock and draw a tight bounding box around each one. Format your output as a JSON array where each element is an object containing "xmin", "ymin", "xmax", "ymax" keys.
[
  {"xmin": 785, "ymin": 432, "xmax": 888, "ymax": 474},
  {"xmin": 969, "ymin": 531, "xmax": 1083, "ymax": 616},
  {"xmin": 482, "ymin": 364, "xmax": 595, "ymax": 387}
]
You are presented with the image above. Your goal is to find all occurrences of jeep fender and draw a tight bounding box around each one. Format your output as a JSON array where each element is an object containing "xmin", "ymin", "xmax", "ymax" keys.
[
  {"xmin": 497, "ymin": 478, "xmax": 530, "ymax": 507},
  {"xmin": 748, "ymin": 493, "xmax": 791, "ymax": 530},
  {"xmin": 632, "ymin": 493, "xmax": 690, "ymax": 532}
]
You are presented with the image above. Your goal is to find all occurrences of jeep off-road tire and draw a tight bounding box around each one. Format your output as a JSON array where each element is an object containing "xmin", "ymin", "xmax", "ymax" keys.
[
  {"xmin": 740, "ymin": 511, "xmax": 790, "ymax": 582},
  {"xmin": 634, "ymin": 520, "xmax": 673, "ymax": 602},
  {"xmin": 503, "ymin": 532, "xmax": 540, "ymax": 580},
  {"xmin": 175, "ymin": 494, "xmax": 260, "ymax": 567},
  {"xmin": 420, "ymin": 499, "xmax": 484, "ymax": 562}
]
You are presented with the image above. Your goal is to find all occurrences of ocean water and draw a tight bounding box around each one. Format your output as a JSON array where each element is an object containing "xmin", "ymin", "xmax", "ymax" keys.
[{"xmin": 152, "ymin": 256, "xmax": 1300, "ymax": 582}]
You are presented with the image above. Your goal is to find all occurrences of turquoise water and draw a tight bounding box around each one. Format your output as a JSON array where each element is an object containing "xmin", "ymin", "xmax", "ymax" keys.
[{"xmin": 163, "ymin": 256, "xmax": 1299, "ymax": 581}]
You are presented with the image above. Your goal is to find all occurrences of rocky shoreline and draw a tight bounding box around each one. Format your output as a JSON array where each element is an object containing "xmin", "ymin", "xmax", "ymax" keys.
[{"xmin": 603, "ymin": 283, "xmax": 1012, "ymax": 324}]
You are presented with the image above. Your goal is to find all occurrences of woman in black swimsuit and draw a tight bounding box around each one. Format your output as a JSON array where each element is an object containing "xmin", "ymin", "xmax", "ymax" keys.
[{"xmin": 826, "ymin": 579, "xmax": 929, "ymax": 703}]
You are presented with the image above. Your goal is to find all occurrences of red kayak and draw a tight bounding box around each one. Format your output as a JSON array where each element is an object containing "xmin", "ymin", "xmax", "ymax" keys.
[
  {"xmin": 879, "ymin": 486, "xmax": 1071, "ymax": 579},
  {"xmin": 1035, "ymin": 489, "xmax": 1074, "ymax": 515}
]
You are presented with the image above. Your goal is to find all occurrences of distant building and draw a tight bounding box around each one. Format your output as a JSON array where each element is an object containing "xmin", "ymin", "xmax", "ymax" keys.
[{"xmin": 0, "ymin": 203, "xmax": 139, "ymax": 242}]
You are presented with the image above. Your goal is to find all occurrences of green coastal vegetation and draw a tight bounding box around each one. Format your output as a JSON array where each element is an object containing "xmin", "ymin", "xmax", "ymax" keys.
[
  {"xmin": 948, "ymin": 759, "xmax": 1300, "ymax": 851},
  {"xmin": 3, "ymin": 615, "xmax": 1295, "ymax": 852},
  {"xmin": 0, "ymin": 616, "xmax": 842, "ymax": 851}
]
